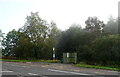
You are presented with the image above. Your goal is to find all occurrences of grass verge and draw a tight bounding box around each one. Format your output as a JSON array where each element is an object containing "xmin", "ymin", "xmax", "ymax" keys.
[
  {"xmin": 0, "ymin": 59, "xmax": 60, "ymax": 63},
  {"xmin": 75, "ymin": 63, "xmax": 119, "ymax": 71}
]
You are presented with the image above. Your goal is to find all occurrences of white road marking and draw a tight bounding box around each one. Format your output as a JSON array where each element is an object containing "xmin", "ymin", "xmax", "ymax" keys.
[
  {"xmin": 48, "ymin": 69, "xmax": 69, "ymax": 73},
  {"xmin": 1, "ymin": 71, "xmax": 13, "ymax": 72},
  {"xmin": 10, "ymin": 64, "xmax": 29, "ymax": 68},
  {"xmin": 108, "ymin": 71, "xmax": 118, "ymax": 73},
  {"xmin": 69, "ymin": 72, "xmax": 90, "ymax": 75},
  {"xmin": 48, "ymin": 69, "xmax": 90, "ymax": 75},
  {"xmin": 11, "ymin": 65, "xmax": 18, "ymax": 66},
  {"xmin": 21, "ymin": 66, "xmax": 30, "ymax": 68},
  {"xmin": 28, "ymin": 73, "xmax": 38, "ymax": 75},
  {"xmin": 42, "ymin": 76, "xmax": 48, "ymax": 77}
]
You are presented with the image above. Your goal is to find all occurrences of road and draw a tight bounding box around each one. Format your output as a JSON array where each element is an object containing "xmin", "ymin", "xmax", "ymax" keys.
[{"xmin": 1, "ymin": 61, "xmax": 120, "ymax": 77}]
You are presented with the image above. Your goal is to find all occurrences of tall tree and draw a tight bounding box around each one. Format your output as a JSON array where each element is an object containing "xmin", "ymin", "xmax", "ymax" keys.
[
  {"xmin": 84, "ymin": 17, "xmax": 105, "ymax": 38},
  {"xmin": 56, "ymin": 24, "xmax": 92, "ymax": 61},
  {"xmin": 12, "ymin": 32, "xmax": 34, "ymax": 59},
  {"xmin": 48, "ymin": 21, "xmax": 61, "ymax": 47},
  {"xmin": 0, "ymin": 29, "xmax": 3, "ymax": 45},
  {"xmin": 2, "ymin": 29, "xmax": 20, "ymax": 56},
  {"xmin": 103, "ymin": 16, "xmax": 118, "ymax": 34},
  {"xmin": 21, "ymin": 12, "xmax": 49, "ymax": 59},
  {"xmin": 20, "ymin": 12, "xmax": 61, "ymax": 59},
  {"xmin": 0, "ymin": 29, "xmax": 2, "ymax": 38},
  {"xmin": 0, "ymin": 29, "xmax": 3, "ymax": 56}
]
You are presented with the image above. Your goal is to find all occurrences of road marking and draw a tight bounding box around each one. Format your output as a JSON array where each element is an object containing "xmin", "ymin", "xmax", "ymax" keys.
[
  {"xmin": 10, "ymin": 64, "xmax": 29, "ymax": 68},
  {"xmin": 26, "ymin": 62, "xmax": 31, "ymax": 63},
  {"xmin": 94, "ymin": 72, "xmax": 104, "ymax": 74},
  {"xmin": 48, "ymin": 69, "xmax": 69, "ymax": 73},
  {"xmin": 48, "ymin": 69, "xmax": 90, "ymax": 75},
  {"xmin": 11, "ymin": 65, "xmax": 18, "ymax": 66},
  {"xmin": 69, "ymin": 72, "xmax": 89, "ymax": 75},
  {"xmin": 9, "ymin": 64, "xmax": 21, "ymax": 67},
  {"xmin": 21, "ymin": 66, "xmax": 30, "ymax": 68},
  {"xmin": 1, "ymin": 71, "xmax": 13, "ymax": 72},
  {"xmin": 108, "ymin": 71, "xmax": 118, "ymax": 73},
  {"xmin": 28, "ymin": 73, "xmax": 38, "ymax": 75}
]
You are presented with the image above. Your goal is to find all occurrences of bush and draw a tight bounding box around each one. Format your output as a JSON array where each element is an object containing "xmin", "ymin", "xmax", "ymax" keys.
[{"xmin": 92, "ymin": 35, "xmax": 120, "ymax": 66}]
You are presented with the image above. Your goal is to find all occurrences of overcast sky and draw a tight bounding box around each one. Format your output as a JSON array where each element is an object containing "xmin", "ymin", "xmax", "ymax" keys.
[{"xmin": 0, "ymin": 0, "xmax": 119, "ymax": 34}]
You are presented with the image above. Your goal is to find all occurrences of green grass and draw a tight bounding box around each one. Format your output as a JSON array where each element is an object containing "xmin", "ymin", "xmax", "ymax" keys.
[
  {"xmin": 76, "ymin": 63, "xmax": 119, "ymax": 71},
  {"xmin": 37, "ymin": 60, "xmax": 60, "ymax": 63},
  {"xmin": 0, "ymin": 59, "xmax": 31, "ymax": 62},
  {"xmin": 0, "ymin": 59, "xmax": 60, "ymax": 63}
]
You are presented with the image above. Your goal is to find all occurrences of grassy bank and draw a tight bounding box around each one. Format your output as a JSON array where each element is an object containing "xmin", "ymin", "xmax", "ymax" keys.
[
  {"xmin": 1, "ymin": 59, "xmax": 60, "ymax": 63},
  {"xmin": 76, "ymin": 63, "xmax": 119, "ymax": 71}
]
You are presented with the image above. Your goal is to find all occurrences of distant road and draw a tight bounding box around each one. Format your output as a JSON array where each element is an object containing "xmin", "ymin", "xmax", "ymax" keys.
[{"xmin": 1, "ymin": 62, "xmax": 119, "ymax": 77}]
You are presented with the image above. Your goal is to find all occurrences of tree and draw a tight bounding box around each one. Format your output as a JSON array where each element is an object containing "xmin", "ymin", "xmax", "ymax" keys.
[
  {"xmin": 2, "ymin": 12, "xmax": 61, "ymax": 60},
  {"xmin": 118, "ymin": 17, "xmax": 120, "ymax": 34},
  {"xmin": 48, "ymin": 21, "xmax": 61, "ymax": 48},
  {"xmin": 0, "ymin": 29, "xmax": 3, "ymax": 56},
  {"xmin": 103, "ymin": 16, "xmax": 118, "ymax": 34},
  {"xmin": 2, "ymin": 29, "xmax": 20, "ymax": 56},
  {"xmin": 84, "ymin": 17, "xmax": 105, "ymax": 38},
  {"xmin": 0, "ymin": 29, "xmax": 3, "ymax": 45},
  {"xmin": 56, "ymin": 24, "xmax": 93, "ymax": 62},
  {"xmin": 0, "ymin": 29, "xmax": 2, "ymax": 38},
  {"xmin": 0, "ymin": 29, "xmax": 4, "ymax": 45},
  {"xmin": 20, "ymin": 12, "xmax": 61, "ymax": 59},
  {"xmin": 92, "ymin": 35, "xmax": 120, "ymax": 66},
  {"xmin": 20, "ymin": 12, "xmax": 49, "ymax": 59},
  {"xmin": 2, "ymin": 29, "xmax": 35, "ymax": 59}
]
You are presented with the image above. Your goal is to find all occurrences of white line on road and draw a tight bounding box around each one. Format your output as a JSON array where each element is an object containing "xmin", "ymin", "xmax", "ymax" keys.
[
  {"xmin": 1, "ymin": 71, "xmax": 13, "ymax": 72},
  {"xmin": 21, "ymin": 66, "xmax": 30, "ymax": 68},
  {"xmin": 10, "ymin": 64, "xmax": 29, "ymax": 68},
  {"xmin": 108, "ymin": 71, "xmax": 118, "ymax": 73},
  {"xmin": 28, "ymin": 73, "xmax": 38, "ymax": 75},
  {"xmin": 48, "ymin": 69, "xmax": 90, "ymax": 75},
  {"xmin": 48, "ymin": 69, "xmax": 69, "ymax": 73},
  {"xmin": 70, "ymin": 72, "xmax": 90, "ymax": 75},
  {"xmin": 11, "ymin": 65, "xmax": 18, "ymax": 66}
]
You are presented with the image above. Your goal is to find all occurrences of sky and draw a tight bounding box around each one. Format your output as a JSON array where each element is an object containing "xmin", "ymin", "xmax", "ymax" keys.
[{"xmin": 0, "ymin": 0, "xmax": 119, "ymax": 34}]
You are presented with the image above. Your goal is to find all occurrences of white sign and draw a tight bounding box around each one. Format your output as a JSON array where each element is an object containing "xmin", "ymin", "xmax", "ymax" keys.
[
  {"xmin": 67, "ymin": 53, "xmax": 69, "ymax": 58},
  {"xmin": 53, "ymin": 54, "xmax": 55, "ymax": 58},
  {"xmin": 53, "ymin": 48, "xmax": 55, "ymax": 51}
]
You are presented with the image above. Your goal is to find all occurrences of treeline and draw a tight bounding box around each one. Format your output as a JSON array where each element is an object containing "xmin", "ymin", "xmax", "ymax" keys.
[
  {"xmin": 2, "ymin": 12, "xmax": 61, "ymax": 60},
  {"xmin": 56, "ymin": 16, "xmax": 120, "ymax": 66},
  {"xmin": 1, "ymin": 12, "xmax": 120, "ymax": 66}
]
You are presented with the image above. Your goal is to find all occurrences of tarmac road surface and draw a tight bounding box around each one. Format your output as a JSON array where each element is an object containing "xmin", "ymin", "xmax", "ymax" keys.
[{"xmin": 1, "ymin": 61, "xmax": 120, "ymax": 77}]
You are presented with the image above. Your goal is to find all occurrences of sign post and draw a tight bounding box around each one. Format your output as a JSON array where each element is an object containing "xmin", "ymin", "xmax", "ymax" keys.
[{"xmin": 53, "ymin": 48, "xmax": 55, "ymax": 60}]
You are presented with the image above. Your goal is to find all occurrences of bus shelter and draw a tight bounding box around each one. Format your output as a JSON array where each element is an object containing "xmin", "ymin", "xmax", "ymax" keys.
[{"xmin": 63, "ymin": 52, "xmax": 77, "ymax": 64}]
